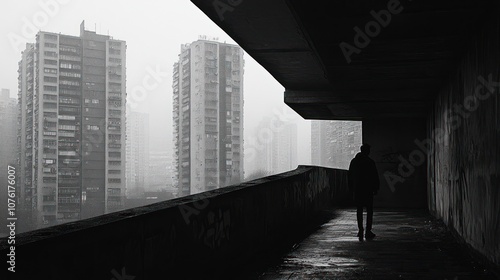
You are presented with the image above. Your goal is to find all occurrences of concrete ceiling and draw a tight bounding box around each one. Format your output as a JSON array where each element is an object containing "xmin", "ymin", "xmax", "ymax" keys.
[{"xmin": 191, "ymin": 0, "xmax": 495, "ymax": 120}]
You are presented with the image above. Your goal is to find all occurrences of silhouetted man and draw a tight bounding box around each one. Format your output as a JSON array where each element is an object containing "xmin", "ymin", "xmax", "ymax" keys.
[{"xmin": 348, "ymin": 143, "xmax": 380, "ymax": 240}]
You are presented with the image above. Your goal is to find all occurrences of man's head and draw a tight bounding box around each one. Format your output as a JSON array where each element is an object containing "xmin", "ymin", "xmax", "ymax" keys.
[{"xmin": 360, "ymin": 143, "xmax": 371, "ymax": 155}]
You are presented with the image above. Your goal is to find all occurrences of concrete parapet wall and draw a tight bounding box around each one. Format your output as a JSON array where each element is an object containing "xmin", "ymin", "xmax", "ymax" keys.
[{"xmin": 0, "ymin": 166, "xmax": 349, "ymax": 279}]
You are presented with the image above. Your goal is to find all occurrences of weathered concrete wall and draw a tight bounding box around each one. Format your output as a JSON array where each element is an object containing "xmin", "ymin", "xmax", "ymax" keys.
[
  {"xmin": 363, "ymin": 118, "xmax": 428, "ymax": 208},
  {"xmin": 0, "ymin": 166, "xmax": 349, "ymax": 279},
  {"xmin": 428, "ymin": 5, "xmax": 500, "ymax": 267}
]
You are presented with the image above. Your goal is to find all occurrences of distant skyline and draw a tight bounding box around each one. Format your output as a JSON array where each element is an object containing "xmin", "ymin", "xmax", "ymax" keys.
[{"xmin": 0, "ymin": 0, "xmax": 311, "ymax": 172}]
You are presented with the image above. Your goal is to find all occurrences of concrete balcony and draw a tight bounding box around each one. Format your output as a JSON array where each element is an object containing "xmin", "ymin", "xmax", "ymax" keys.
[{"xmin": 0, "ymin": 166, "xmax": 351, "ymax": 279}]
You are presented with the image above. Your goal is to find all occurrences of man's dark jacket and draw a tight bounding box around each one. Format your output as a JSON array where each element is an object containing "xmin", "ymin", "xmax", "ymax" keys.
[{"xmin": 348, "ymin": 152, "xmax": 380, "ymax": 205}]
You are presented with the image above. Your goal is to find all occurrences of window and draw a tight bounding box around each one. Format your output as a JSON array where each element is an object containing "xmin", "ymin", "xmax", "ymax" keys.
[
  {"xmin": 58, "ymin": 115, "xmax": 75, "ymax": 120},
  {"xmin": 60, "ymin": 62, "xmax": 81, "ymax": 70},
  {"xmin": 59, "ymin": 97, "xmax": 80, "ymax": 105},
  {"xmin": 60, "ymin": 72, "xmax": 81, "ymax": 78},
  {"xmin": 43, "ymin": 159, "xmax": 56, "ymax": 164},
  {"xmin": 44, "ymin": 76, "xmax": 57, "ymax": 83},
  {"xmin": 60, "ymin": 80, "xmax": 80, "ymax": 86},
  {"xmin": 59, "ymin": 55, "xmax": 80, "ymax": 61},
  {"xmin": 44, "ymin": 85, "xmax": 57, "ymax": 92},
  {"xmin": 43, "ymin": 102, "xmax": 57, "ymax": 109},
  {"xmin": 43, "ymin": 177, "xmax": 56, "ymax": 183},
  {"xmin": 44, "ymin": 68, "xmax": 57, "ymax": 74},
  {"xmin": 86, "ymin": 125, "xmax": 100, "ymax": 131},
  {"xmin": 58, "ymin": 151, "xmax": 76, "ymax": 156},
  {"xmin": 43, "ymin": 140, "xmax": 57, "ymax": 146},
  {"xmin": 60, "ymin": 89, "xmax": 80, "ymax": 95},
  {"xmin": 109, "ymin": 152, "xmax": 121, "ymax": 158},
  {"xmin": 109, "ymin": 49, "xmax": 121, "ymax": 55},
  {"xmin": 109, "ymin": 41, "xmax": 121, "ymax": 47},
  {"xmin": 60, "ymin": 46, "xmax": 77, "ymax": 53},
  {"xmin": 44, "ymin": 59, "xmax": 57, "ymax": 65},
  {"xmin": 84, "ymin": 99, "xmax": 100, "ymax": 104},
  {"xmin": 58, "ymin": 131, "xmax": 75, "ymax": 137},
  {"xmin": 44, "ymin": 42, "xmax": 57, "ymax": 48},
  {"xmin": 43, "ymin": 94, "xmax": 57, "ymax": 101},
  {"xmin": 44, "ymin": 51, "xmax": 58, "ymax": 57},
  {"xmin": 58, "ymin": 125, "xmax": 76, "ymax": 130}
]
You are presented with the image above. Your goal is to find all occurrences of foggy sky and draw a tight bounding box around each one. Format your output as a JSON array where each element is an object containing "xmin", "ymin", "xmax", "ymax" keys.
[{"xmin": 0, "ymin": 0, "xmax": 312, "ymax": 175}]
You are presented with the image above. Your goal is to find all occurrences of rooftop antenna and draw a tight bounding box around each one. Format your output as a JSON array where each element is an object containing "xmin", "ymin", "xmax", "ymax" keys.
[{"xmin": 94, "ymin": 23, "xmax": 96, "ymax": 32}]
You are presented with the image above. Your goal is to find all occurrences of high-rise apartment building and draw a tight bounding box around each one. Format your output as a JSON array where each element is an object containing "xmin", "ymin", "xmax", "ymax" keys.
[
  {"xmin": 0, "ymin": 89, "xmax": 17, "ymax": 234},
  {"xmin": 17, "ymin": 21, "xmax": 126, "ymax": 229},
  {"xmin": 254, "ymin": 116, "xmax": 298, "ymax": 175},
  {"xmin": 148, "ymin": 150, "xmax": 173, "ymax": 191},
  {"xmin": 0, "ymin": 89, "xmax": 17, "ymax": 171},
  {"xmin": 311, "ymin": 121, "xmax": 362, "ymax": 169},
  {"xmin": 125, "ymin": 111, "xmax": 149, "ymax": 198},
  {"xmin": 173, "ymin": 37, "xmax": 244, "ymax": 196}
]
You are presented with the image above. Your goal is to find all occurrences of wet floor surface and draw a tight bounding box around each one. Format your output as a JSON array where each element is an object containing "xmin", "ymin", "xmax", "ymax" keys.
[{"xmin": 256, "ymin": 208, "xmax": 498, "ymax": 280}]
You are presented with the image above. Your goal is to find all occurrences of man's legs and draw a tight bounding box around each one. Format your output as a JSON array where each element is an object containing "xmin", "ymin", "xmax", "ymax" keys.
[
  {"xmin": 366, "ymin": 202, "xmax": 373, "ymax": 231},
  {"xmin": 356, "ymin": 205, "xmax": 364, "ymax": 230},
  {"xmin": 356, "ymin": 204, "xmax": 364, "ymax": 239},
  {"xmin": 365, "ymin": 196, "xmax": 376, "ymax": 239}
]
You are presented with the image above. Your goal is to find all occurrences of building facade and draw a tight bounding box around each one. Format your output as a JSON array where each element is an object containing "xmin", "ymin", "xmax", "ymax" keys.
[
  {"xmin": 254, "ymin": 116, "xmax": 298, "ymax": 175},
  {"xmin": 125, "ymin": 111, "xmax": 149, "ymax": 198},
  {"xmin": 311, "ymin": 121, "xmax": 362, "ymax": 170},
  {"xmin": 17, "ymin": 21, "xmax": 126, "ymax": 229},
  {"xmin": 0, "ymin": 89, "xmax": 17, "ymax": 172},
  {"xmin": 173, "ymin": 38, "xmax": 244, "ymax": 196},
  {"xmin": 148, "ymin": 150, "xmax": 173, "ymax": 191},
  {"xmin": 0, "ymin": 89, "xmax": 17, "ymax": 234}
]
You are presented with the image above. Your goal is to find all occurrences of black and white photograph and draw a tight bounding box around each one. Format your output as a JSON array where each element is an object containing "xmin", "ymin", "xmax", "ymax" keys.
[{"xmin": 0, "ymin": 0, "xmax": 499, "ymax": 279}]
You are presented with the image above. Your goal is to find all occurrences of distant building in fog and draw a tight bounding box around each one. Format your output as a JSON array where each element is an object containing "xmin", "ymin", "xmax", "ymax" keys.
[
  {"xmin": 17, "ymin": 22, "xmax": 126, "ymax": 230},
  {"xmin": 311, "ymin": 121, "xmax": 362, "ymax": 169},
  {"xmin": 148, "ymin": 150, "xmax": 173, "ymax": 192},
  {"xmin": 0, "ymin": 89, "xmax": 17, "ymax": 169},
  {"xmin": 173, "ymin": 37, "xmax": 244, "ymax": 196},
  {"xmin": 254, "ymin": 116, "xmax": 298, "ymax": 175},
  {"xmin": 126, "ymin": 111, "xmax": 149, "ymax": 198},
  {"xmin": 0, "ymin": 89, "xmax": 17, "ymax": 235}
]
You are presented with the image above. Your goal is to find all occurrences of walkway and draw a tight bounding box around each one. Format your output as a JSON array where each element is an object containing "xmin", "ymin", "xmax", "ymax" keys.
[{"xmin": 257, "ymin": 209, "xmax": 498, "ymax": 280}]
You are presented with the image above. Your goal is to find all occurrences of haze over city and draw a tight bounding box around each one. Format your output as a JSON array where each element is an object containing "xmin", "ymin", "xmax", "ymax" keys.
[{"xmin": 0, "ymin": 0, "xmax": 312, "ymax": 177}]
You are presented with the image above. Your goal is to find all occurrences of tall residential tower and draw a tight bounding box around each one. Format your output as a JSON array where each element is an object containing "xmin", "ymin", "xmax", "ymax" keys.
[
  {"xmin": 0, "ymin": 89, "xmax": 17, "ymax": 234},
  {"xmin": 173, "ymin": 37, "xmax": 244, "ymax": 196},
  {"xmin": 17, "ymin": 21, "xmax": 126, "ymax": 229},
  {"xmin": 125, "ymin": 110, "xmax": 149, "ymax": 198},
  {"xmin": 311, "ymin": 121, "xmax": 362, "ymax": 169}
]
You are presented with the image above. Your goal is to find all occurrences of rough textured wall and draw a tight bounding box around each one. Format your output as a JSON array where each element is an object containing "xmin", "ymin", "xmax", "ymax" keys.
[
  {"xmin": 363, "ymin": 118, "xmax": 428, "ymax": 208},
  {"xmin": 428, "ymin": 6, "xmax": 500, "ymax": 267},
  {"xmin": 0, "ymin": 166, "xmax": 350, "ymax": 280}
]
